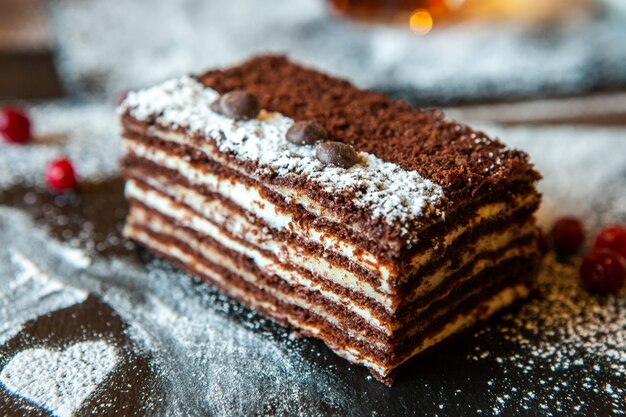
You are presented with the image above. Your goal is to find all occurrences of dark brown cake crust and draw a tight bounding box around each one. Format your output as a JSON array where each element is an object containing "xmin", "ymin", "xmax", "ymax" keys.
[{"xmin": 198, "ymin": 55, "xmax": 541, "ymax": 205}]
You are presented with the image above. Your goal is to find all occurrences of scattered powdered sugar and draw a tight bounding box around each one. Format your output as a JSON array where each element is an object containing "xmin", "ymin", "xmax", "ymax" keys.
[
  {"xmin": 8, "ymin": 250, "xmax": 88, "ymax": 302},
  {"xmin": 0, "ymin": 101, "xmax": 120, "ymax": 188},
  {"xmin": 106, "ymin": 260, "xmax": 354, "ymax": 416},
  {"xmin": 467, "ymin": 254, "xmax": 626, "ymax": 415},
  {"xmin": 451, "ymin": 125, "xmax": 626, "ymax": 415},
  {"xmin": 47, "ymin": 240, "xmax": 93, "ymax": 269},
  {"xmin": 0, "ymin": 209, "xmax": 353, "ymax": 416},
  {"xmin": 0, "ymin": 325, "xmax": 23, "ymax": 347},
  {"xmin": 121, "ymin": 76, "xmax": 445, "ymax": 229},
  {"xmin": 0, "ymin": 341, "xmax": 118, "ymax": 417},
  {"xmin": 0, "ymin": 246, "xmax": 88, "ymax": 327}
]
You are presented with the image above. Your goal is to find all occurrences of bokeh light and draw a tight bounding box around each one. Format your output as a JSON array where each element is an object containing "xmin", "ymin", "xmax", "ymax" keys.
[{"xmin": 409, "ymin": 9, "xmax": 433, "ymax": 35}]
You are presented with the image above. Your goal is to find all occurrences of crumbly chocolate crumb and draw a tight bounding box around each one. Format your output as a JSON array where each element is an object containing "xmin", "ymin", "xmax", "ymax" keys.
[{"xmin": 198, "ymin": 55, "xmax": 541, "ymax": 203}]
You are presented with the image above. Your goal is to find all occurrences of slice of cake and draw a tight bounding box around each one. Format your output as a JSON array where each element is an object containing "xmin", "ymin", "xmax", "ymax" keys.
[{"xmin": 118, "ymin": 56, "xmax": 541, "ymax": 384}]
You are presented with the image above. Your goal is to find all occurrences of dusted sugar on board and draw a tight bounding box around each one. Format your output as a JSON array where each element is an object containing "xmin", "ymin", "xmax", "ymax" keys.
[{"xmin": 118, "ymin": 55, "xmax": 542, "ymax": 384}]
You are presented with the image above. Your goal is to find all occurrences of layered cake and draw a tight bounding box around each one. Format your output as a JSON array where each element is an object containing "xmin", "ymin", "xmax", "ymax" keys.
[{"xmin": 119, "ymin": 56, "xmax": 541, "ymax": 384}]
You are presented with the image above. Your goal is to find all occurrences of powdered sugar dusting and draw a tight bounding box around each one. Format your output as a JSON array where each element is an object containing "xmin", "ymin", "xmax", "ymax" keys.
[
  {"xmin": 1, "ymin": 341, "xmax": 118, "ymax": 417},
  {"xmin": 110, "ymin": 258, "xmax": 353, "ymax": 416},
  {"xmin": 467, "ymin": 253, "xmax": 626, "ymax": 415},
  {"xmin": 0, "ymin": 208, "xmax": 352, "ymax": 416},
  {"xmin": 47, "ymin": 241, "xmax": 92, "ymax": 269},
  {"xmin": 120, "ymin": 76, "xmax": 445, "ymax": 231},
  {"xmin": 0, "ymin": 248, "xmax": 88, "ymax": 323}
]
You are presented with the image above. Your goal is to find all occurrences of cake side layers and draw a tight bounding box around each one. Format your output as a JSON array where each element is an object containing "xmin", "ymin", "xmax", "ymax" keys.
[
  {"xmin": 122, "ymin": 171, "xmax": 537, "ymax": 336},
  {"xmin": 120, "ymin": 127, "xmax": 540, "ymax": 284},
  {"xmin": 118, "ymin": 56, "xmax": 542, "ymax": 385},
  {"xmin": 121, "ymin": 139, "xmax": 539, "ymax": 309},
  {"xmin": 123, "ymin": 170, "xmax": 537, "ymax": 308},
  {"xmin": 121, "ymin": 127, "xmax": 539, "ymax": 380},
  {"xmin": 124, "ymin": 212, "xmax": 534, "ymax": 382}
]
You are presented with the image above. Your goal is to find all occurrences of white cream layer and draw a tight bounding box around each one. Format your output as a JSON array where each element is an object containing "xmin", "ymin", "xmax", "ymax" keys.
[
  {"xmin": 126, "ymin": 212, "xmax": 531, "ymax": 375},
  {"xmin": 127, "ymin": 224, "xmax": 399, "ymax": 377},
  {"xmin": 125, "ymin": 219, "xmax": 386, "ymax": 349},
  {"xmin": 407, "ymin": 193, "xmax": 537, "ymax": 272},
  {"xmin": 122, "ymin": 139, "xmax": 395, "ymax": 282},
  {"xmin": 126, "ymin": 181, "xmax": 394, "ymax": 314},
  {"xmin": 406, "ymin": 220, "xmax": 536, "ymax": 304},
  {"xmin": 130, "ymin": 221, "xmax": 530, "ymax": 378},
  {"xmin": 126, "ymin": 178, "xmax": 536, "ymax": 316},
  {"xmin": 123, "ymin": 138, "xmax": 538, "ymax": 289},
  {"xmin": 337, "ymin": 284, "xmax": 530, "ymax": 377},
  {"xmin": 127, "ymin": 179, "xmax": 536, "ymax": 339}
]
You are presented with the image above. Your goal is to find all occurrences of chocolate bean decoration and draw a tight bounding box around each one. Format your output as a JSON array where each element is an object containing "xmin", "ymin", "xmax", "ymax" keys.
[
  {"xmin": 212, "ymin": 90, "xmax": 260, "ymax": 120},
  {"xmin": 210, "ymin": 99, "xmax": 223, "ymax": 113},
  {"xmin": 286, "ymin": 121, "xmax": 328, "ymax": 145},
  {"xmin": 316, "ymin": 141, "xmax": 359, "ymax": 168}
]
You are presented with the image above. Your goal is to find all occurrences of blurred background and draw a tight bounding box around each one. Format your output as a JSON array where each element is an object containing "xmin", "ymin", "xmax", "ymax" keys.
[{"xmin": 2, "ymin": 0, "xmax": 626, "ymax": 123}]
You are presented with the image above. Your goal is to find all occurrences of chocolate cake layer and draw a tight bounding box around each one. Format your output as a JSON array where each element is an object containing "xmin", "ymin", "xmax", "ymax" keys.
[
  {"xmin": 124, "ymin": 185, "xmax": 537, "ymax": 337},
  {"xmin": 118, "ymin": 56, "xmax": 542, "ymax": 383},
  {"xmin": 120, "ymin": 153, "xmax": 538, "ymax": 314},
  {"xmin": 120, "ymin": 134, "xmax": 540, "ymax": 287},
  {"xmin": 123, "ymin": 124, "xmax": 539, "ymax": 270},
  {"xmin": 125, "ymin": 213, "xmax": 535, "ymax": 382},
  {"xmin": 127, "ymin": 198, "xmax": 533, "ymax": 342},
  {"xmin": 120, "ymin": 113, "xmax": 445, "ymax": 255}
]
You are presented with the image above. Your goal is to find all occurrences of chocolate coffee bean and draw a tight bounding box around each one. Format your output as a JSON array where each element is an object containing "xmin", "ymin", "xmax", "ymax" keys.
[
  {"xmin": 212, "ymin": 90, "xmax": 260, "ymax": 120},
  {"xmin": 210, "ymin": 100, "xmax": 223, "ymax": 113},
  {"xmin": 316, "ymin": 141, "xmax": 359, "ymax": 168},
  {"xmin": 286, "ymin": 121, "xmax": 328, "ymax": 145}
]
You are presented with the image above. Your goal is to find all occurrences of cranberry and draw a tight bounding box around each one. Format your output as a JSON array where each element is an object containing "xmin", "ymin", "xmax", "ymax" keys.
[
  {"xmin": 550, "ymin": 217, "xmax": 585, "ymax": 256},
  {"xmin": 537, "ymin": 228, "xmax": 550, "ymax": 257},
  {"xmin": 0, "ymin": 107, "xmax": 31, "ymax": 143},
  {"xmin": 579, "ymin": 249, "xmax": 626, "ymax": 294},
  {"xmin": 46, "ymin": 158, "xmax": 77, "ymax": 191},
  {"xmin": 594, "ymin": 225, "xmax": 626, "ymax": 260}
]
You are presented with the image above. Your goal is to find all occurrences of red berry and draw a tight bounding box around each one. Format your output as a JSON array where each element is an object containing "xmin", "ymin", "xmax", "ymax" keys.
[
  {"xmin": 550, "ymin": 217, "xmax": 585, "ymax": 256},
  {"xmin": 594, "ymin": 225, "xmax": 626, "ymax": 260},
  {"xmin": 579, "ymin": 249, "xmax": 626, "ymax": 294},
  {"xmin": 537, "ymin": 228, "xmax": 550, "ymax": 257},
  {"xmin": 46, "ymin": 158, "xmax": 77, "ymax": 191},
  {"xmin": 0, "ymin": 107, "xmax": 31, "ymax": 143}
]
